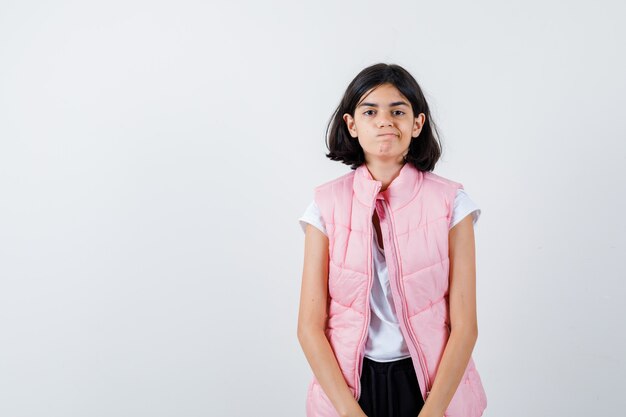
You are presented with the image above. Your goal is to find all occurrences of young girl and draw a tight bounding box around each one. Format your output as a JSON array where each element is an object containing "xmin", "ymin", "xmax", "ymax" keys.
[{"xmin": 297, "ymin": 63, "xmax": 487, "ymax": 417}]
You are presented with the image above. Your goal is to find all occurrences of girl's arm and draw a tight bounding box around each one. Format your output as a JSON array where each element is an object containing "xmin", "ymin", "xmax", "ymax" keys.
[
  {"xmin": 418, "ymin": 214, "xmax": 479, "ymax": 417},
  {"xmin": 297, "ymin": 224, "xmax": 367, "ymax": 417}
]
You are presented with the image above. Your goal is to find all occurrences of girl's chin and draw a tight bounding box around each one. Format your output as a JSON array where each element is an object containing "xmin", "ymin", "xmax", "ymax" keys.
[{"xmin": 377, "ymin": 143, "xmax": 393, "ymax": 153}]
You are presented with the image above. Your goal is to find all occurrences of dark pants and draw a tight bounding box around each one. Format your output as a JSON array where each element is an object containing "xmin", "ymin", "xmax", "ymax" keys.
[{"xmin": 358, "ymin": 356, "xmax": 425, "ymax": 417}]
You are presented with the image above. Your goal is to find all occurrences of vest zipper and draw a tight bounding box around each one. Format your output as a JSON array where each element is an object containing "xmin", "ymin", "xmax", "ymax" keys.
[
  {"xmin": 355, "ymin": 187, "xmax": 380, "ymax": 401},
  {"xmin": 380, "ymin": 199, "xmax": 433, "ymax": 401}
]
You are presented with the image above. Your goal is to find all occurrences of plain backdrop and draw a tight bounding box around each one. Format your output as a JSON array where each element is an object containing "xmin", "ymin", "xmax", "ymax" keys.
[{"xmin": 1, "ymin": 1, "xmax": 624, "ymax": 416}]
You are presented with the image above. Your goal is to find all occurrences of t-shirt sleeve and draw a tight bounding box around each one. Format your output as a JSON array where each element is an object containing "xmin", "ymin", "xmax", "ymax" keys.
[
  {"xmin": 449, "ymin": 188, "xmax": 481, "ymax": 229},
  {"xmin": 298, "ymin": 200, "xmax": 328, "ymax": 236}
]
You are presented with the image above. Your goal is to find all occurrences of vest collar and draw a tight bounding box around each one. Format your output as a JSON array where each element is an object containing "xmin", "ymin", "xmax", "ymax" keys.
[{"xmin": 353, "ymin": 162, "xmax": 424, "ymax": 211}]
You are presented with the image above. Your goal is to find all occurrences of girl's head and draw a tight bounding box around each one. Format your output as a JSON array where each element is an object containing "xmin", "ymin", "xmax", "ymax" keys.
[{"xmin": 325, "ymin": 63, "xmax": 442, "ymax": 171}]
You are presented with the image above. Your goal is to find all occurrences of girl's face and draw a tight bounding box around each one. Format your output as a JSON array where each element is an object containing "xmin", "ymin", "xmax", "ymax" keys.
[{"xmin": 343, "ymin": 83, "xmax": 425, "ymax": 165}]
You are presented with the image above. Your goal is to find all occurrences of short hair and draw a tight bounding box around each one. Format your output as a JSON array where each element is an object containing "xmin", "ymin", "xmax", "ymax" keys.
[{"xmin": 325, "ymin": 63, "xmax": 442, "ymax": 171}]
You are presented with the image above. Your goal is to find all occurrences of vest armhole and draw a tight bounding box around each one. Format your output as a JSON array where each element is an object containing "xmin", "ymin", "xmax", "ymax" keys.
[
  {"xmin": 312, "ymin": 189, "xmax": 329, "ymax": 237},
  {"xmin": 448, "ymin": 182, "xmax": 464, "ymax": 227}
]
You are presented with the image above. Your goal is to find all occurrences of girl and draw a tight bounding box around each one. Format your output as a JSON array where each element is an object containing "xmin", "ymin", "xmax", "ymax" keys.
[{"xmin": 297, "ymin": 63, "xmax": 487, "ymax": 417}]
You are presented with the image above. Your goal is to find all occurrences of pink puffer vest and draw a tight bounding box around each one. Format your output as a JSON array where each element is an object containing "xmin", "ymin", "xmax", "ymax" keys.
[{"xmin": 306, "ymin": 162, "xmax": 487, "ymax": 417}]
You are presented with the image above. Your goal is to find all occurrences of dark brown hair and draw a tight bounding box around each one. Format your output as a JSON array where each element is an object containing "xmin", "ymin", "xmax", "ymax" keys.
[{"xmin": 325, "ymin": 63, "xmax": 442, "ymax": 171}]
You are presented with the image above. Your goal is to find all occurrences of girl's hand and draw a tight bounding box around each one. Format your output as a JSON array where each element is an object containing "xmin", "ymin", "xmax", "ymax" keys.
[
  {"xmin": 340, "ymin": 401, "xmax": 368, "ymax": 417},
  {"xmin": 346, "ymin": 410, "xmax": 368, "ymax": 417}
]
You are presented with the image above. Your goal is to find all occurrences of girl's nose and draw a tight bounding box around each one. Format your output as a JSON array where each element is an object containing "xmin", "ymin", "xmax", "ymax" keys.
[{"xmin": 377, "ymin": 119, "xmax": 392, "ymax": 127}]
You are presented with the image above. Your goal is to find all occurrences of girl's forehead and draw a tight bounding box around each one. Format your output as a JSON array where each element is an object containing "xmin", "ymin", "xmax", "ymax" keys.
[
  {"xmin": 358, "ymin": 84, "xmax": 408, "ymax": 106},
  {"xmin": 364, "ymin": 84, "xmax": 403, "ymax": 98}
]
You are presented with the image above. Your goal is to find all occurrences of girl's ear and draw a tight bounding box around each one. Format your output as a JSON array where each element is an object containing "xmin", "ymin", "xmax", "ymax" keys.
[
  {"xmin": 412, "ymin": 113, "xmax": 426, "ymax": 138},
  {"xmin": 343, "ymin": 113, "xmax": 358, "ymax": 138}
]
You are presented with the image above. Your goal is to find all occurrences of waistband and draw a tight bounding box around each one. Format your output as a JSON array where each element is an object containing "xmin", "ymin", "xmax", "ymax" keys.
[{"xmin": 362, "ymin": 356, "xmax": 415, "ymax": 374}]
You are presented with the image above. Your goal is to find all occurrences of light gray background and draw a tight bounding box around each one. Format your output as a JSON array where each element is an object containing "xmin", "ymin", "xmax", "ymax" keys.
[{"xmin": 1, "ymin": 1, "xmax": 624, "ymax": 416}]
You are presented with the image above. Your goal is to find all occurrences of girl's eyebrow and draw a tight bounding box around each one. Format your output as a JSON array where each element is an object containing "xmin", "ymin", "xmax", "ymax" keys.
[{"xmin": 357, "ymin": 101, "xmax": 410, "ymax": 108}]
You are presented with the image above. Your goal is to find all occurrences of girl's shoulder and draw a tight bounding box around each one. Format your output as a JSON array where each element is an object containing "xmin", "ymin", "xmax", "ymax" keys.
[
  {"xmin": 423, "ymin": 170, "xmax": 464, "ymax": 190},
  {"xmin": 312, "ymin": 169, "xmax": 356, "ymax": 192}
]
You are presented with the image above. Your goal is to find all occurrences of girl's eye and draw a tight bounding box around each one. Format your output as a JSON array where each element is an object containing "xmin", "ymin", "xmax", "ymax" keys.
[{"xmin": 363, "ymin": 110, "xmax": 405, "ymax": 116}]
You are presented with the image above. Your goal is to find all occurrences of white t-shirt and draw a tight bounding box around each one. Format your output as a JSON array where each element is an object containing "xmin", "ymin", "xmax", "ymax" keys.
[{"xmin": 299, "ymin": 188, "xmax": 481, "ymax": 362}]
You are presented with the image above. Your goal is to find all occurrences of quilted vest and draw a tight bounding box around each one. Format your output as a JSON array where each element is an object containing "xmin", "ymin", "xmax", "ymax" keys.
[{"xmin": 306, "ymin": 162, "xmax": 488, "ymax": 417}]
